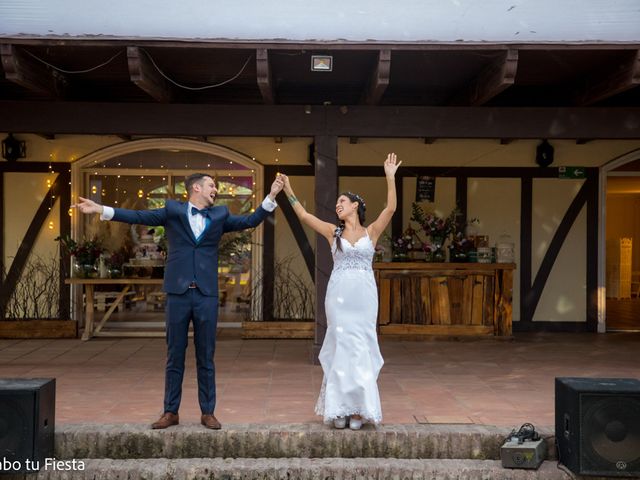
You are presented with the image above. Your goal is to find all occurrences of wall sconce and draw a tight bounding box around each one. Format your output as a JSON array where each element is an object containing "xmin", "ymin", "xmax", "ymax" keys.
[
  {"xmin": 535, "ymin": 139, "xmax": 554, "ymax": 167},
  {"xmin": 2, "ymin": 133, "xmax": 26, "ymax": 162},
  {"xmin": 311, "ymin": 55, "xmax": 333, "ymax": 72}
]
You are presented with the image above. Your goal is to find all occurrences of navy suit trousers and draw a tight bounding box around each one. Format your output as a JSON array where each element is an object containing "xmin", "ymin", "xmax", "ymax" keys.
[{"xmin": 164, "ymin": 288, "xmax": 218, "ymax": 414}]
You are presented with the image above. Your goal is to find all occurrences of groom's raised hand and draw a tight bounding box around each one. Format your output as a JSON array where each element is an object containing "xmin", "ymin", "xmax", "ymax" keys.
[
  {"xmin": 268, "ymin": 174, "xmax": 285, "ymax": 201},
  {"xmin": 71, "ymin": 196, "xmax": 104, "ymax": 215}
]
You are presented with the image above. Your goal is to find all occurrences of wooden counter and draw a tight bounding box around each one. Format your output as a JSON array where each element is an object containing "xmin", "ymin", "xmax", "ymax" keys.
[{"xmin": 373, "ymin": 262, "xmax": 515, "ymax": 337}]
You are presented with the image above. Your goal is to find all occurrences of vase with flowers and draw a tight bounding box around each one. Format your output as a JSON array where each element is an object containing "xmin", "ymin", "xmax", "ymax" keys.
[
  {"xmin": 56, "ymin": 235, "xmax": 105, "ymax": 278},
  {"xmin": 410, "ymin": 203, "xmax": 458, "ymax": 262}
]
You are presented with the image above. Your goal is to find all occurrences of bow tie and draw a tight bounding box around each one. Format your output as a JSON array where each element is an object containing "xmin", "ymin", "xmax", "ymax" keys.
[{"xmin": 191, "ymin": 206, "xmax": 209, "ymax": 216}]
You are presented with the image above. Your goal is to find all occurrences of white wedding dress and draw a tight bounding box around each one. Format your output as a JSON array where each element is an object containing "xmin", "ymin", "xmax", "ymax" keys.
[{"xmin": 315, "ymin": 229, "xmax": 384, "ymax": 425}]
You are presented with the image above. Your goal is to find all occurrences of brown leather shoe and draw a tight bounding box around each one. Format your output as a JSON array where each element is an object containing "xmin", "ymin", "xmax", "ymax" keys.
[
  {"xmin": 201, "ymin": 414, "xmax": 222, "ymax": 430},
  {"xmin": 151, "ymin": 412, "xmax": 179, "ymax": 429}
]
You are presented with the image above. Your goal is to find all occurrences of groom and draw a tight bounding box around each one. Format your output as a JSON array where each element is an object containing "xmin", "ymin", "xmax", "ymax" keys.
[{"xmin": 73, "ymin": 173, "xmax": 284, "ymax": 430}]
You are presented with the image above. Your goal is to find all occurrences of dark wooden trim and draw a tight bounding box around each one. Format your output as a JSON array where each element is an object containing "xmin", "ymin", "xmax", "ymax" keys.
[
  {"xmin": 513, "ymin": 321, "xmax": 589, "ymax": 333},
  {"xmin": 58, "ymin": 170, "xmax": 71, "ymax": 318},
  {"xmin": 576, "ymin": 49, "xmax": 640, "ymax": 106},
  {"xmin": 0, "ymin": 44, "xmax": 64, "ymax": 97},
  {"xmin": 261, "ymin": 166, "xmax": 580, "ymax": 180},
  {"xmin": 313, "ymin": 136, "xmax": 338, "ymax": 363},
  {"xmin": 277, "ymin": 190, "xmax": 315, "ymax": 281},
  {"xmin": 262, "ymin": 166, "xmax": 277, "ymax": 321},
  {"xmin": 450, "ymin": 49, "xmax": 518, "ymax": 106},
  {"xmin": 391, "ymin": 175, "xmax": 403, "ymax": 240},
  {"xmin": 456, "ymin": 176, "xmax": 468, "ymax": 228},
  {"xmin": 0, "ymin": 162, "xmax": 70, "ymax": 173},
  {"xmin": 362, "ymin": 49, "xmax": 390, "ymax": 105},
  {"xmin": 0, "ymin": 171, "xmax": 66, "ymax": 316},
  {"xmin": 527, "ymin": 180, "xmax": 589, "ymax": 322},
  {"xmin": 520, "ymin": 177, "xmax": 533, "ymax": 323},
  {"xmin": 127, "ymin": 46, "xmax": 172, "ymax": 103},
  {"xmin": 2, "ymin": 101, "xmax": 640, "ymax": 139},
  {"xmin": 256, "ymin": 49, "xmax": 275, "ymax": 105},
  {"xmin": 585, "ymin": 170, "xmax": 599, "ymax": 332}
]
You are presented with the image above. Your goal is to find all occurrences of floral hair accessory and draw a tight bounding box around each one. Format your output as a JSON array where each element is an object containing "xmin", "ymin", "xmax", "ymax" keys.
[
  {"xmin": 347, "ymin": 191, "xmax": 366, "ymax": 208},
  {"xmin": 334, "ymin": 226, "xmax": 344, "ymax": 238}
]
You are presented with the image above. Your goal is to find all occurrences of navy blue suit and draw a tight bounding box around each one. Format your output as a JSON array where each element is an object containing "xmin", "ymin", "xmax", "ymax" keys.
[{"xmin": 111, "ymin": 199, "xmax": 271, "ymax": 414}]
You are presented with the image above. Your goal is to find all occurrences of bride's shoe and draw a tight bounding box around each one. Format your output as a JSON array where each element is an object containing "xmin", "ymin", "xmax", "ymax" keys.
[
  {"xmin": 349, "ymin": 416, "xmax": 363, "ymax": 430},
  {"xmin": 333, "ymin": 417, "xmax": 347, "ymax": 429}
]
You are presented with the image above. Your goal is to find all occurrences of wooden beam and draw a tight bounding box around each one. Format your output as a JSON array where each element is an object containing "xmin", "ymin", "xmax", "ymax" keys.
[
  {"xmin": 362, "ymin": 49, "xmax": 391, "ymax": 105},
  {"xmin": 0, "ymin": 44, "xmax": 65, "ymax": 97},
  {"xmin": 1, "ymin": 101, "xmax": 640, "ymax": 139},
  {"xmin": 262, "ymin": 166, "xmax": 277, "ymax": 321},
  {"xmin": 313, "ymin": 136, "xmax": 338, "ymax": 363},
  {"xmin": 585, "ymin": 171, "xmax": 598, "ymax": 332},
  {"xmin": 126, "ymin": 46, "xmax": 172, "ymax": 103},
  {"xmin": 0, "ymin": 171, "xmax": 68, "ymax": 317},
  {"xmin": 450, "ymin": 49, "xmax": 518, "ymax": 106},
  {"xmin": 277, "ymin": 190, "xmax": 315, "ymax": 281},
  {"xmin": 576, "ymin": 49, "xmax": 640, "ymax": 106},
  {"xmin": 256, "ymin": 49, "xmax": 275, "ymax": 105},
  {"xmin": 520, "ymin": 177, "xmax": 533, "ymax": 324},
  {"xmin": 526, "ymin": 180, "xmax": 589, "ymax": 322}
]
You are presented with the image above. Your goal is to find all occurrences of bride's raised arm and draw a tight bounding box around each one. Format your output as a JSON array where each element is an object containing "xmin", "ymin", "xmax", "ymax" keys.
[
  {"xmin": 367, "ymin": 153, "xmax": 402, "ymax": 245},
  {"xmin": 281, "ymin": 174, "xmax": 335, "ymax": 244}
]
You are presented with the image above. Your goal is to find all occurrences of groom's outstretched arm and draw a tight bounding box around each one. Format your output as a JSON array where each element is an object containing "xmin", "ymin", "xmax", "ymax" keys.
[
  {"xmin": 71, "ymin": 196, "xmax": 167, "ymax": 226},
  {"xmin": 223, "ymin": 175, "xmax": 283, "ymax": 232}
]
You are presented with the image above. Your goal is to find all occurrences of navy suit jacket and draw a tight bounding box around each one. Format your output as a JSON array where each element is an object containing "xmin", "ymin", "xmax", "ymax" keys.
[{"xmin": 112, "ymin": 199, "xmax": 270, "ymax": 296}]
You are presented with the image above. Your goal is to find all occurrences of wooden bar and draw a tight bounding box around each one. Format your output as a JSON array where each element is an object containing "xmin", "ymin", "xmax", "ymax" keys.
[{"xmin": 373, "ymin": 262, "xmax": 515, "ymax": 337}]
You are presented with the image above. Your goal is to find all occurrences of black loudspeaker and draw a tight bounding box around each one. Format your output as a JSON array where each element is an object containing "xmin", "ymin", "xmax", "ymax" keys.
[
  {"xmin": 0, "ymin": 378, "xmax": 55, "ymax": 474},
  {"xmin": 555, "ymin": 377, "xmax": 640, "ymax": 477}
]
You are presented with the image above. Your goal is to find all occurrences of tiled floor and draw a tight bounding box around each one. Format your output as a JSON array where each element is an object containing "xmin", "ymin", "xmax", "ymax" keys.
[{"xmin": 0, "ymin": 332, "xmax": 638, "ymax": 428}]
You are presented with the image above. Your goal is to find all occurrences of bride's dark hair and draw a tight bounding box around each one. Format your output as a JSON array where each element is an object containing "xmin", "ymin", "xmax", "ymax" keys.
[{"xmin": 334, "ymin": 192, "xmax": 366, "ymax": 252}]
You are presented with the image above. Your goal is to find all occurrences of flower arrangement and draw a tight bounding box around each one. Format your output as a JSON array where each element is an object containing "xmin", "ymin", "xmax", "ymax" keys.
[
  {"xmin": 55, "ymin": 235, "xmax": 106, "ymax": 278},
  {"xmin": 56, "ymin": 235, "xmax": 105, "ymax": 266},
  {"xmin": 410, "ymin": 203, "xmax": 458, "ymax": 242}
]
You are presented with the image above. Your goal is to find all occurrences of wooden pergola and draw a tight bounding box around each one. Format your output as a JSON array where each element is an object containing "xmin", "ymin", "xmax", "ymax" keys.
[{"xmin": 1, "ymin": 39, "xmax": 640, "ymax": 350}]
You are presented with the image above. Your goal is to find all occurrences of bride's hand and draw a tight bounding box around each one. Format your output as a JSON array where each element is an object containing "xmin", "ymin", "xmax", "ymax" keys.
[{"xmin": 384, "ymin": 153, "xmax": 402, "ymax": 178}]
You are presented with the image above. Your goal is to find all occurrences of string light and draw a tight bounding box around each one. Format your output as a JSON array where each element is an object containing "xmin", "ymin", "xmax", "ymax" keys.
[
  {"xmin": 91, "ymin": 185, "xmax": 97, "ymax": 194},
  {"xmin": 48, "ymin": 221, "xmax": 54, "ymax": 230},
  {"xmin": 68, "ymin": 208, "xmax": 73, "ymax": 217},
  {"xmin": 138, "ymin": 189, "xmax": 144, "ymax": 198}
]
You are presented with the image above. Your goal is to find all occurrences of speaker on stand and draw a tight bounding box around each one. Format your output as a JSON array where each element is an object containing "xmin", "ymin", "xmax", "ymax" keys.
[
  {"xmin": 555, "ymin": 377, "xmax": 640, "ymax": 477},
  {"xmin": 0, "ymin": 378, "xmax": 55, "ymax": 474}
]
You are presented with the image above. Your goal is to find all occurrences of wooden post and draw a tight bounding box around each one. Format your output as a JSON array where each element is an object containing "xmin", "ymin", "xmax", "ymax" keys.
[{"xmin": 313, "ymin": 135, "xmax": 338, "ymax": 364}]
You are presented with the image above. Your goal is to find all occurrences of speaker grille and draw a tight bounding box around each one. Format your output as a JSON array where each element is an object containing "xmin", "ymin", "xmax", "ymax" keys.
[
  {"xmin": 581, "ymin": 393, "xmax": 640, "ymax": 476},
  {"xmin": 0, "ymin": 395, "xmax": 34, "ymax": 461}
]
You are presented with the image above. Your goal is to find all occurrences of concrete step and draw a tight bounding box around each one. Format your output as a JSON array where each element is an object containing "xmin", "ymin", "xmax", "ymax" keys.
[
  {"xmin": 55, "ymin": 423, "xmax": 556, "ymax": 461},
  {"xmin": 9, "ymin": 458, "xmax": 592, "ymax": 480}
]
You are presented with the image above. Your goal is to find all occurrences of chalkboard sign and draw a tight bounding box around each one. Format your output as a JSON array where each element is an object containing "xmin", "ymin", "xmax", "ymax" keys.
[{"xmin": 416, "ymin": 176, "xmax": 435, "ymax": 202}]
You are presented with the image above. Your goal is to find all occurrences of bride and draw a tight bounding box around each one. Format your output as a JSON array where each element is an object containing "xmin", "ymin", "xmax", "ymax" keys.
[{"xmin": 281, "ymin": 153, "xmax": 401, "ymax": 429}]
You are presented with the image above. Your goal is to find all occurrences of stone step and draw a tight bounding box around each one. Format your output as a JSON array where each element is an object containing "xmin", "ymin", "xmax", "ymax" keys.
[
  {"xmin": 55, "ymin": 423, "xmax": 556, "ymax": 461},
  {"xmin": 8, "ymin": 458, "xmax": 600, "ymax": 480}
]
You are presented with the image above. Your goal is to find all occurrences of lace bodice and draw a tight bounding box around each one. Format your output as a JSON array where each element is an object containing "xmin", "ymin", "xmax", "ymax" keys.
[{"xmin": 331, "ymin": 233, "xmax": 375, "ymax": 273}]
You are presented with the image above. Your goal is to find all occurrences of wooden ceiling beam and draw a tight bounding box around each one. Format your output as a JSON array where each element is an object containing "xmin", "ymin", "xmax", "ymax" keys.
[
  {"xmin": 127, "ymin": 46, "xmax": 172, "ymax": 103},
  {"xmin": 256, "ymin": 49, "xmax": 275, "ymax": 105},
  {"xmin": 362, "ymin": 50, "xmax": 391, "ymax": 105},
  {"xmin": 0, "ymin": 44, "xmax": 65, "ymax": 97},
  {"xmin": 449, "ymin": 49, "xmax": 518, "ymax": 106},
  {"xmin": 576, "ymin": 49, "xmax": 640, "ymax": 106},
  {"xmin": 1, "ymin": 101, "xmax": 639, "ymax": 139}
]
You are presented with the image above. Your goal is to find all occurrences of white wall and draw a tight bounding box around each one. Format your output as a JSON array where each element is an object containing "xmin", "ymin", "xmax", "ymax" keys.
[{"xmin": 1, "ymin": 0, "xmax": 639, "ymax": 42}]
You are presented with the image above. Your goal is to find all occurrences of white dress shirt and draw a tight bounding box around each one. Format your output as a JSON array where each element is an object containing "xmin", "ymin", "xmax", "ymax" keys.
[{"xmin": 101, "ymin": 196, "xmax": 278, "ymax": 239}]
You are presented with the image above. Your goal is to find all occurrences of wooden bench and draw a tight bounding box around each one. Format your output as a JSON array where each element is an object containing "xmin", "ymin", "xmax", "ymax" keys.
[
  {"xmin": 94, "ymin": 291, "xmax": 136, "ymax": 312},
  {"xmin": 146, "ymin": 291, "xmax": 166, "ymax": 311}
]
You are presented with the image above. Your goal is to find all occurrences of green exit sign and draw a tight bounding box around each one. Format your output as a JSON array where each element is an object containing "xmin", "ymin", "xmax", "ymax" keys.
[{"xmin": 559, "ymin": 166, "xmax": 586, "ymax": 179}]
